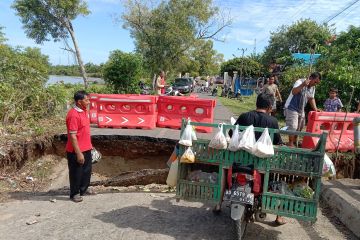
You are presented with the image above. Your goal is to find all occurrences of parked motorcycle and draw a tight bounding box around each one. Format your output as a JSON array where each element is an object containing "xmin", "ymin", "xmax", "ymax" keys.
[{"xmin": 223, "ymin": 163, "xmax": 266, "ymax": 239}]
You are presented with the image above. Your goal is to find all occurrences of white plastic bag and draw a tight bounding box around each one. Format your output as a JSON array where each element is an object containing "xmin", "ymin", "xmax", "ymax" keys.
[
  {"xmin": 166, "ymin": 159, "xmax": 178, "ymax": 187},
  {"xmin": 228, "ymin": 125, "xmax": 241, "ymax": 151},
  {"xmin": 238, "ymin": 125, "xmax": 256, "ymax": 153},
  {"xmin": 179, "ymin": 120, "xmax": 193, "ymax": 146},
  {"xmin": 230, "ymin": 117, "xmax": 236, "ymax": 125},
  {"xmin": 191, "ymin": 125, "xmax": 197, "ymax": 141},
  {"xmin": 323, "ymin": 154, "xmax": 336, "ymax": 177},
  {"xmin": 180, "ymin": 147, "xmax": 195, "ymax": 163},
  {"xmin": 253, "ymin": 128, "xmax": 274, "ymax": 158},
  {"xmin": 209, "ymin": 124, "xmax": 227, "ymax": 149}
]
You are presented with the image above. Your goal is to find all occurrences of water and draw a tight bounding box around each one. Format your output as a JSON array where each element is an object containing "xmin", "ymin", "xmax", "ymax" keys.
[{"xmin": 47, "ymin": 75, "xmax": 104, "ymax": 85}]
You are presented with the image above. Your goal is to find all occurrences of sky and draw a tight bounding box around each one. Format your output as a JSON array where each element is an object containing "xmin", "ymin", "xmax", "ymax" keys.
[{"xmin": 0, "ymin": 0, "xmax": 359, "ymax": 65}]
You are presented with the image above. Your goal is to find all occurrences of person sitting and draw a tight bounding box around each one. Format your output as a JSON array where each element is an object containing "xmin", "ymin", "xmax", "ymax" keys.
[{"xmin": 230, "ymin": 92, "xmax": 286, "ymax": 225}]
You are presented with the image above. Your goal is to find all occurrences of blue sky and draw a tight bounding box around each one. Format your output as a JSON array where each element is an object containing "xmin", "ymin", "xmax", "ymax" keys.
[{"xmin": 1, "ymin": 0, "xmax": 359, "ymax": 65}]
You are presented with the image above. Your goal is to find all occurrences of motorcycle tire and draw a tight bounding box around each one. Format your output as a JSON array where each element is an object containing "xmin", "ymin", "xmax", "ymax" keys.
[{"xmin": 233, "ymin": 218, "xmax": 247, "ymax": 240}]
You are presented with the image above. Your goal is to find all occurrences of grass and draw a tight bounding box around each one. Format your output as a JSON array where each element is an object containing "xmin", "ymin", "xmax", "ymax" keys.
[{"xmin": 217, "ymin": 92, "xmax": 286, "ymax": 127}]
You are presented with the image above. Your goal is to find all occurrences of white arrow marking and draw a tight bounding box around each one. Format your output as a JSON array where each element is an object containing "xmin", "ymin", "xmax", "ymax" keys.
[
  {"xmin": 121, "ymin": 117, "xmax": 129, "ymax": 124},
  {"xmin": 100, "ymin": 105, "xmax": 103, "ymax": 111},
  {"xmin": 137, "ymin": 117, "xmax": 145, "ymax": 124},
  {"xmin": 105, "ymin": 116, "xmax": 112, "ymax": 124}
]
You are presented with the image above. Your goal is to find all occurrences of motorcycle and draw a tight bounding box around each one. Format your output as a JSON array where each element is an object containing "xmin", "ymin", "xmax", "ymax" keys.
[{"xmin": 223, "ymin": 163, "xmax": 266, "ymax": 239}]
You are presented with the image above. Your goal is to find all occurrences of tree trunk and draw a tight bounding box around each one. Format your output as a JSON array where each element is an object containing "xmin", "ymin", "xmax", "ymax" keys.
[{"xmin": 67, "ymin": 23, "xmax": 88, "ymax": 89}]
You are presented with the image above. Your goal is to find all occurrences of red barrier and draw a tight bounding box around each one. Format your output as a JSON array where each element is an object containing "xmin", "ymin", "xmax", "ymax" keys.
[
  {"xmin": 96, "ymin": 94, "xmax": 157, "ymax": 129},
  {"xmin": 89, "ymin": 94, "xmax": 99, "ymax": 124},
  {"xmin": 157, "ymin": 96, "xmax": 216, "ymax": 133},
  {"xmin": 302, "ymin": 111, "xmax": 360, "ymax": 152}
]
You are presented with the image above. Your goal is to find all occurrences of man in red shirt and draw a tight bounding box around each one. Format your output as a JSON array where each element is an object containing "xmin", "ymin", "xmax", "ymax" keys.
[{"xmin": 66, "ymin": 90, "xmax": 93, "ymax": 202}]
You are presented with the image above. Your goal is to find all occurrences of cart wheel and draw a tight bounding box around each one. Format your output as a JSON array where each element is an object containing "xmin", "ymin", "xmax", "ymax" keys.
[{"xmin": 255, "ymin": 211, "xmax": 267, "ymax": 223}]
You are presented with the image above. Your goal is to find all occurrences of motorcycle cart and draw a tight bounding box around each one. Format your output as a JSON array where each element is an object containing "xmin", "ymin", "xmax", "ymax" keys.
[{"xmin": 176, "ymin": 120, "xmax": 327, "ymax": 240}]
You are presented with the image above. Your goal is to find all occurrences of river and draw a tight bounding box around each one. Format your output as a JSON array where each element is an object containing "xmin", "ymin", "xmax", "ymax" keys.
[{"xmin": 47, "ymin": 75, "xmax": 104, "ymax": 85}]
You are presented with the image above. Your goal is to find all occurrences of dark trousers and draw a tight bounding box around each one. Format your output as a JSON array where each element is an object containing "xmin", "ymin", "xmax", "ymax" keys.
[{"xmin": 67, "ymin": 150, "xmax": 92, "ymax": 198}]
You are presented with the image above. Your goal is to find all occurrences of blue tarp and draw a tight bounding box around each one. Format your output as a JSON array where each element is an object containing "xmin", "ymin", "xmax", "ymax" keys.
[{"xmin": 292, "ymin": 53, "xmax": 321, "ymax": 65}]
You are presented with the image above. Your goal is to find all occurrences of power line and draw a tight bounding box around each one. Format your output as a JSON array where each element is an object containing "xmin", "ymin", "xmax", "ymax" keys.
[{"xmin": 323, "ymin": 0, "xmax": 360, "ymax": 23}]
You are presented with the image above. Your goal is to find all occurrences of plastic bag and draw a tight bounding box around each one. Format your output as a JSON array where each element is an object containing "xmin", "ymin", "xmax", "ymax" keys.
[
  {"xmin": 209, "ymin": 124, "xmax": 227, "ymax": 149},
  {"xmin": 166, "ymin": 159, "xmax": 178, "ymax": 187},
  {"xmin": 228, "ymin": 125, "xmax": 240, "ymax": 151},
  {"xmin": 323, "ymin": 153, "xmax": 336, "ymax": 177},
  {"xmin": 230, "ymin": 117, "xmax": 236, "ymax": 125},
  {"xmin": 253, "ymin": 128, "xmax": 274, "ymax": 158},
  {"xmin": 166, "ymin": 146, "xmax": 178, "ymax": 168},
  {"xmin": 179, "ymin": 120, "xmax": 193, "ymax": 146},
  {"xmin": 180, "ymin": 147, "xmax": 195, "ymax": 163},
  {"xmin": 238, "ymin": 125, "xmax": 256, "ymax": 153},
  {"xmin": 91, "ymin": 148, "xmax": 102, "ymax": 164},
  {"xmin": 191, "ymin": 125, "xmax": 197, "ymax": 141}
]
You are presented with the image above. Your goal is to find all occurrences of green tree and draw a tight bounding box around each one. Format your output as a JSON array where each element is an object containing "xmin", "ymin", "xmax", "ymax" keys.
[
  {"xmin": 121, "ymin": 0, "xmax": 230, "ymax": 75},
  {"xmin": 315, "ymin": 25, "xmax": 360, "ymax": 110},
  {"xmin": 0, "ymin": 26, "xmax": 8, "ymax": 44},
  {"xmin": 262, "ymin": 19, "xmax": 332, "ymax": 66},
  {"xmin": 103, "ymin": 50, "xmax": 143, "ymax": 94},
  {"xmin": 12, "ymin": 0, "xmax": 90, "ymax": 88},
  {"xmin": 192, "ymin": 40, "xmax": 223, "ymax": 76},
  {"xmin": 220, "ymin": 57, "xmax": 262, "ymax": 78}
]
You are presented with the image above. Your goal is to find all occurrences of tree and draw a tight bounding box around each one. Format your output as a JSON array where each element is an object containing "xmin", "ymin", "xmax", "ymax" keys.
[
  {"xmin": 220, "ymin": 57, "xmax": 262, "ymax": 78},
  {"xmin": 262, "ymin": 19, "xmax": 332, "ymax": 66},
  {"xmin": 103, "ymin": 50, "xmax": 143, "ymax": 94},
  {"xmin": 12, "ymin": 0, "xmax": 90, "ymax": 88},
  {"xmin": 315, "ymin": 25, "xmax": 360, "ymax": 110},
  {"xmin": 121, "ymin": 0, "xmax": 230, "ymax": 75},
  {"xmin": 0, "ymin": 26, "xmax": 8, "ymax": 44},
  {"xmin": 192, "ymin": 40, "xmax": 223, "ymax": 76}
]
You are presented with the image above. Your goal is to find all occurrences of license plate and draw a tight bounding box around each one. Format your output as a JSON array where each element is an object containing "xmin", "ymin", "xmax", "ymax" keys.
[{"xmin": 223, "ymin": 190, "xmax": 254, "ymax": 205}]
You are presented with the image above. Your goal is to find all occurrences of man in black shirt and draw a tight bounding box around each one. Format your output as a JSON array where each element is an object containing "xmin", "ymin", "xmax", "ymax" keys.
[
  {"xmin": 233, "ymin": 93, "xmax": 282, "ymax": 145},
  {"xmin": 233, "ymin": 92, "xmax": 285, "ymax": 225}
]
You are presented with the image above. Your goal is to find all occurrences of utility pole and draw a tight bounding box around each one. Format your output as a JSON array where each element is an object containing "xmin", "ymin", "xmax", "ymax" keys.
[{"xmin": 253, "ymin": 38, "xmax": 256, "ymax": 56}]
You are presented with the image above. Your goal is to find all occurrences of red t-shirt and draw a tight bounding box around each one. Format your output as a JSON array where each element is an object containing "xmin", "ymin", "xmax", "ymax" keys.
[{"xmin": 65, "ymin": 106, "xmax": 92, "ymax": 153}]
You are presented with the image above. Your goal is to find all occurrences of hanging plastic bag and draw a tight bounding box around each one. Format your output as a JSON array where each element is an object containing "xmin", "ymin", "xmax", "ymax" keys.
[
  {"xmin": 238, "ymin": 125, "xmax": 256, "ymax": 153},
  {"xmin": 179, "ymin": 120, "xmax": 193, "ymax": 146},
  {"xmin": 209, "ymin": 124, "xmax": 227, "ymax": 149},
  {"xmin": 228, "ymin": 125, "xmax": 241, "ymax": 151},
  {"xmin": 323, "ymin": 153, "xmax": 336, "ymax": 177},
  {"xmin": 180, "ymin": 147, "xmax": 195, "ymax": 163},
  {"xmin": 253, "ymin": 128, "xmax": 274, "ymax": 158},
  {"xmin": 166, "ymin": 159, "xmax": 179, "ymax": 187},
  {"xmin": 191, "ymin": 125, "xmax": 197, "ymax": 141},
  {"xmin": 230, "ymin": 117, "xmax": 236, "ymax": 125}
]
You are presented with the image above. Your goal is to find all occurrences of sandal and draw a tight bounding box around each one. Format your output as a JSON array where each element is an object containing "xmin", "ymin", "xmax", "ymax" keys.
[
  {"xmin": 82, "ymin": 187, "xmax": 97, "ymax": 196},
  {"xmin": 71, "ymin": 194, "xmax": 83, "ymax": 203},
  {"xmin": 275, "ymin": 216, "xmax": 286, "ymax": 225}
]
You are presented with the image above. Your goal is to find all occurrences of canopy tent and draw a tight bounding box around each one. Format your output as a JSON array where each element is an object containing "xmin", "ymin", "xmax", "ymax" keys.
[{"xmin": 292, "ymin": 53, "xmax": 321, "ymax": 65}]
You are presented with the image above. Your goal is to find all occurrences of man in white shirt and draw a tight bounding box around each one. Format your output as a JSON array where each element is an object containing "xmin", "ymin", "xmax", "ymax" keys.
[{"xmin": 284, "ymin": 72, "xmax": 321, "ymax": 147}]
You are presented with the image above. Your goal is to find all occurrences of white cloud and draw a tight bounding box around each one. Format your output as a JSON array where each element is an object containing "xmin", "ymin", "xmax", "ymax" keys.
[{"xmin": 214, "ymin": 0, "xmax": 360, "ymax": 47}]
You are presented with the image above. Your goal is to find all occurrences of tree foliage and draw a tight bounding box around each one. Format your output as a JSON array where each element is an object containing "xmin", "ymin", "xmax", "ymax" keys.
[
  {"xmin": 262, "ymin": 19, "xmax": 332, "ymax": 66},
  {"xmin": 0, "ymin": 34, "xmax": 64, "ymax": 126},
  {"xmin": 315, "ymin": 25, "xmax": 360, "ymax": 110},
  {"xmin": 12, "ymin": 0, "xmax": 90, "ymax": 87},
  {"xmin": 220, "ymin": 57, "xmax": 262, "ymax": 78},
  {"xmin": 121, "ymin": 0, "xmax": 229, "ymax": 75},
  {"xmin": 103, "ymin": 50, "xmax": 143, "ymax": 94}
]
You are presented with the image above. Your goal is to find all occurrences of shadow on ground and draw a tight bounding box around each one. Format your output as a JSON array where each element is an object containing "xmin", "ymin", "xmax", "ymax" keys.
[{"xmin": 94, "ymin": 197, "xmax": 281, "ymax": 240}]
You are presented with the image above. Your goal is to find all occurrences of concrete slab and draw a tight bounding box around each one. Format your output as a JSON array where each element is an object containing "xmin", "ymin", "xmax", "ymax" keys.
[{"xmin": 321, "ymin": 178, "xmax": 360, "ymax": 238}]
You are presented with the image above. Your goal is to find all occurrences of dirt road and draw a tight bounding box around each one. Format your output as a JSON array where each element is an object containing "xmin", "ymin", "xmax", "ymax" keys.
[{"xmin": 0, "ymin": 191, "xmax": 357, "ymax": 240}]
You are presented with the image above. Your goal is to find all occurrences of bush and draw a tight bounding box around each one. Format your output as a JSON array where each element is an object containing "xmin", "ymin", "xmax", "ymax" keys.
[{"xmin": 103, "ymin": 50, "xmax": 143, "ymax": 93}]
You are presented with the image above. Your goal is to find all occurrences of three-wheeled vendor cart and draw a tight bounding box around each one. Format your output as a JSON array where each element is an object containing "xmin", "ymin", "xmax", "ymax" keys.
[{"xmin": 176, "ymin": 120, "xmax": 327, "ymax": 239}]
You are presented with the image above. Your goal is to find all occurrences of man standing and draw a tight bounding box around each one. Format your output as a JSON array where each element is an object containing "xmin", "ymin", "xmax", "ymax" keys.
[
  {"xmin": 155, "ymin": 70, "xmax": 166, "ymax": 95},
  {"xmin": 66, "ymin": 90, "xmax": 94, "ymax": 202},
  {"xmin": 263, "ymin": 75, "xmax": 282, "ymax": 116},
  {"xmin": 284, "ymin": 72, "xmax": 321, "ymax": 147}
]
